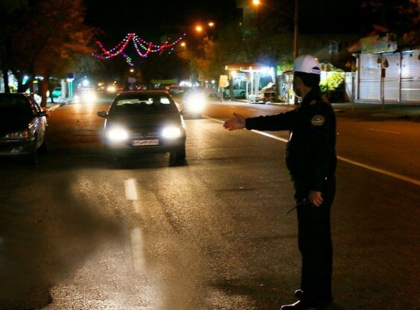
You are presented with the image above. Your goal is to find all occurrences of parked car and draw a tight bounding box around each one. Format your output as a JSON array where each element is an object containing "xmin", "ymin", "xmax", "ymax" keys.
[
  {"xmin": 51, "ymin": 87, "xmax": 62, "ymax": 98},
  {"xmin": 0, "ymin": 93, "xmax": 48, "ymax": 164},
  {"xmin": 97, "ymin": 90, "xmax": 186, "ymax": 166},
  {"xmin": 166, "ymin": 85, "xmax": 206, "ymax": 118},
  {"xmin": 224, "ymin": 86, "xmax": 246, "ymax": 99}
]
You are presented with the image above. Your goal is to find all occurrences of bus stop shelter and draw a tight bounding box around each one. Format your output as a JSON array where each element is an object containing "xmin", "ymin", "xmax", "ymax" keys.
[{"xmin": 224, "ymin": 62, "xmax": 275, "ymax": 102}]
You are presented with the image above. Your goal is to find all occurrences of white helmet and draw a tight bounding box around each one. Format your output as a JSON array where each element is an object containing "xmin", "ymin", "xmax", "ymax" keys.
[{"xmin": 293, "ymin": 55, "xmax": 321, "ymax": 75}]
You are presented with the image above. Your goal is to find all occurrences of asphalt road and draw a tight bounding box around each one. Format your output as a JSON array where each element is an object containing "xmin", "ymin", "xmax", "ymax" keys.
[{"xmin": 0, "ymin": 96, "xmax": 419, "ymax": 309}]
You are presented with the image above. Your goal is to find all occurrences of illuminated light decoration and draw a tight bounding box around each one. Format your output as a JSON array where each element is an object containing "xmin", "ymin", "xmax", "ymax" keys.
[
  {"xmin": 94, "ymin": 33, "xmax": 135, "ymax": 59},
  {"xmin": 93, "ymin": 33, "xmax": 186, "ymax": 66},
  {"xmin": 122, "ymin": 52, "xmax": 134, "ymax": 67}
]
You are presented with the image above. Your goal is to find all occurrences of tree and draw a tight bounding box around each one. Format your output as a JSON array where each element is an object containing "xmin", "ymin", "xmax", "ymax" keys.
[
  {"xmin": 23, "ymin": 0, "xmax": 98, "ymax": 107},
  {"xmin": 184, "ymin": 16, "xmax": 294, "ymax": 89},
  {"xmin": 0, "ymin": 0, "xmax": 28, "ymax": 93},
  {"xmin": 0, "ymin": 0, "xmax": 99, "ymax": 107},
  {"xmin": 361, "ymin": 0, "xmax": 420, "ymax": 45}
]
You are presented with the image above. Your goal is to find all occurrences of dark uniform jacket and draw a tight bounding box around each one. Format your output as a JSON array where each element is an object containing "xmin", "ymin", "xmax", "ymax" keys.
[{"xmin": 245, "ymin": 88, "xmax": 337, "ymax": 192}]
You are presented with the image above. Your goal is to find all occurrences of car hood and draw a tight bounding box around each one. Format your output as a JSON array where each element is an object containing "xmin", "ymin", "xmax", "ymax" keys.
[{"xmin": 105, "ymin": 112, "xmax": 183, "ymax": 129}]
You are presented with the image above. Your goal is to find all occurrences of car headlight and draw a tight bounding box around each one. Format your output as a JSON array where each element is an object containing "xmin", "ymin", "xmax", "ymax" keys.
[
  {"xmin": 83, "ymin": 91, "xmax": 96, "ymax": 102},
  {"xmin": 107, "ymin": 85, "xmax": 116, "ymax": 92},
  {"xmin": 185, "ymin": 93, "xmax": 206, "ymax": 111},
  {"xmin": 0, "ymin": 129, "xmax": 30, "ymax": 140},
  {"xmin": 162, "ymin": 126, "xmax": 183, "ymax": 138},
  {"xmin": 106, "ymin": 127, "xmax": 129, "ymax": 141},
  {"xmin": 74, "ymin": 92, "xmax": 97, "ymax": 104},
  {"xmin": 73, "ymin": 94, "xmax": 81, "ymax": 103}
]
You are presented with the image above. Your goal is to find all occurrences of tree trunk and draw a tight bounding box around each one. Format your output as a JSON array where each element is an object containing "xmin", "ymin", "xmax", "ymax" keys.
[
  {"xmin": 40, "ymin": 77, "xmax": 50, "ymax": 108},
  {"xmin": 2, "ymin": 69, "xmax": 10, "ymax": 93}
]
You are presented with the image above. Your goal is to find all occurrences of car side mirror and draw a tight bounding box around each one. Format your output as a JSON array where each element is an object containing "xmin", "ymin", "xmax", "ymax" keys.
[{"xmin": 97, "ymin": 111, "xmax": 108, "ymax": 118}]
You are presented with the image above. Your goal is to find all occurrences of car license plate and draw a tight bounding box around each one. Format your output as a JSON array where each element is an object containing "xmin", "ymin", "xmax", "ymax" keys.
[{"xmin": 132, "ymin": 139, "xmax": 159, "ymax": 146}]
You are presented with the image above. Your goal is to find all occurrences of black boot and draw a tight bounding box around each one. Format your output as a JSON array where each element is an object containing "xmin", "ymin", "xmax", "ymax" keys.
[
  {"xmin": 280, "ymin": 300, "xmax": 322, "ymax": 310},
  {"xmin": 294, "ymin": 289, "xmax": 304, "ymax": 300}
]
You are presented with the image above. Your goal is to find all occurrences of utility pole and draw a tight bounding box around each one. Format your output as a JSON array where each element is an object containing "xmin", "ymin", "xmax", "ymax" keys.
[{"xmin": 294, "ymin": 0, "xmax": 299, "ymax": 59}]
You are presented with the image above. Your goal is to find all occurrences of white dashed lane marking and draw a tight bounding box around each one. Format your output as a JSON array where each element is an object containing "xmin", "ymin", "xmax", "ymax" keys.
[{"xmin": 124, "ymin": 178, "xmax": 145, "ymax": 273}]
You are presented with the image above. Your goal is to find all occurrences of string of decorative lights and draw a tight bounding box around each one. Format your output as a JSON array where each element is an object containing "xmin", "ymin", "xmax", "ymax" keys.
[{"xmin": 93, "ymin": 33, "xmax": 186, "ymax": 66}]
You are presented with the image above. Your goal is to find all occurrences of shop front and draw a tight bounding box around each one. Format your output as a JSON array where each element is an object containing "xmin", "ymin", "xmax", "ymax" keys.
[{"xmin": 224, "ymin": 62, "xmax": 276, "ymax": 103}]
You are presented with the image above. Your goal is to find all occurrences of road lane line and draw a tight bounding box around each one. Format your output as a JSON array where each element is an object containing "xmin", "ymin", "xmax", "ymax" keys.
[
  {"xmin": 124, "ymin": 178, "xmax": 138, "ymax": 200},
  {"xmin": 336, "ymin": 156, "xmax": 420, "ymax": 186},
  {"xmin": 206, "ymin": 118, "xmax": 420, "ymax": 187},
  {"xmin": 124, "ymin": 178, "xmax": 145, "ymax": 273},
  {"xmin": 130, "ymin": 227, "xmax": 146, "ymax": 274},
  {"xmin": 366, "ymin": 128, "xmax": 401, "ymax": 134},
  {"xmin": 250, "ymin": 130, "xmax": 289, "ymax": 142},
  {"xmin": 124, "ymin": 178, "xmax": 141, "ymax": 213},
  {"xmin": 250, "ymin": 130, "xmax": 420, "ymax": 186}
]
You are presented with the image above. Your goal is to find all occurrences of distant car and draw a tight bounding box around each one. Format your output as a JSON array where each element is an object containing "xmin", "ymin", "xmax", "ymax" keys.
[
  {"xmin": 224, "ymin": 86, "xmax": 246, "ymax": 99},
  {"xmin": 97, "ymin": 90, "xmax": 186, "ymax": 166},
  {"xmin": 0, "ymin": 93, "xmax": 48, "ymax": 164},
  {"xmin": 166, "ymin": 85, "xmax": 206, "ymax": 118},
  {"xmin": 51, "ymin": 87, "xmax": 62, "ymax": 98}
]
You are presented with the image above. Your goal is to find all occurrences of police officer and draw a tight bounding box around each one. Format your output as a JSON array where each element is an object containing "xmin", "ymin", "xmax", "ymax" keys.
[{"xmin": 223, "ymin": 55, "xmax": 337, "ymax": 310}]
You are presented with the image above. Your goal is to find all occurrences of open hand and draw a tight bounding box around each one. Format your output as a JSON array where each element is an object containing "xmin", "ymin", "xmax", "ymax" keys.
[{"xmin": 223, "ymin": 112, "xmax": 246, "ymax": 131}]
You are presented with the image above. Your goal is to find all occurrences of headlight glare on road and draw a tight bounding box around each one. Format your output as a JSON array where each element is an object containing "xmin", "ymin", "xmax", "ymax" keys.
[
  {"xmin": 162, "ymin": 126, "xmax": 182, "ymax": 138},
  {"xmin": 107, "ymin": 127, "xmax": 129, "ymax": 141}
]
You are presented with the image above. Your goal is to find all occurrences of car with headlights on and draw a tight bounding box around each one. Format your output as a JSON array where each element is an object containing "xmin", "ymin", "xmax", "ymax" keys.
[
  {"xmin": 73, "ymin": 89, "xmax": 97, "ymax": 104},
  {"xmin": 0, "ymin": 93, "xmax": 48, "ymax": 164},
  {"xmin": 97, "ymin": 90, "xmax": 186, "ymax": 165},
  {"xmin": 166, "ymin": 85, "xmax": 206, "ymax": 118}
]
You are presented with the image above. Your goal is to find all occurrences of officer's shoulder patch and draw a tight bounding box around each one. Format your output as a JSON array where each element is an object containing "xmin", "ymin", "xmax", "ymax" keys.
[{"xmin": 311, "ymin": 115, "xmax": 325, "ymax": 126}]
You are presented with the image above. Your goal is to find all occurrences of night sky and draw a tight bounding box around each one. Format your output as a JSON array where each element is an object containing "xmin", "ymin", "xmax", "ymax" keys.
[
  {"xmin": 84, "ymin": 0, "xmax": 240, "ymax": 42},
  {"xmin": 84, "ymin": 0, "xmax": 365, "ymax": 43}
]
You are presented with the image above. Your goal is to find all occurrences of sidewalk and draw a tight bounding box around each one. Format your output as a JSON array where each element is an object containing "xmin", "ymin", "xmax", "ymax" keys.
[
  {"xmin": 44, "ymin": 98, "xmax": 68, "ymax": 112},
  {"xmin": 222, "ymin": 96, "xmax": 420, "ymax": 122},
  {"xmin": 266, "ymin": 101, "xmax": 420, "ymax": 122},
  {"xmin": 331, "ymin": 102, "xmax": 420, "ymax": 122}
]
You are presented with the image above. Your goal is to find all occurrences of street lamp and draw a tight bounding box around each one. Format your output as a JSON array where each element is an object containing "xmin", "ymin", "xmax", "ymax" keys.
[
  {"xmin": 191, "ymin": 21, "xmax": 216, "ymax": 87},
  {"xmin": 251, "ymin": 0, "xmax": 299, "ymax": 59},
  {"xmin": 194, "ymin": 21, "xmax": 215, "ymax": 34},
  {"xmin": 252, "ymin": 0, "xmax": 260, "ymax": 26}
]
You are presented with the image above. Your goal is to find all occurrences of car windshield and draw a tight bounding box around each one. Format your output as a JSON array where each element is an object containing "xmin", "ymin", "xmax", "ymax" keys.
[
  {"xmin": 109, "ymin": 94, "xmax": 178, "ymax": 115},
  {"xmin": 167, "ymin": 87, "xmax": 191, "ymax": 98},
  {"xmin": 0, "ymin": 96, "xmax": 33, "ymax": 116}
]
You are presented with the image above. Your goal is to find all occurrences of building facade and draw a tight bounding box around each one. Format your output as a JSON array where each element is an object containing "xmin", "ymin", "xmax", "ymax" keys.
[{"xmin": 355, "ymin": 49, "xmax": 420, "ymax": 104}]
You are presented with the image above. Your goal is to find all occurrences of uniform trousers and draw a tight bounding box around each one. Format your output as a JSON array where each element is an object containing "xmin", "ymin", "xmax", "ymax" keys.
[{"xmin": 293, "ymin": 175, "xmax": 336, "ymax": 306}]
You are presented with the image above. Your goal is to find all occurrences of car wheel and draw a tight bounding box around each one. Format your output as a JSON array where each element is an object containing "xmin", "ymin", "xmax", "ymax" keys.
[
  {"xmin": 169, "ymin": 146, "xmax": 186, "ymax": 166},
  {"xmin": 38, "ymin": 141, "xmax": 47, "ymax": 154},
  {"xmin": 25, "ymin": 144, "xmax": 38, "ymax": 165}
]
